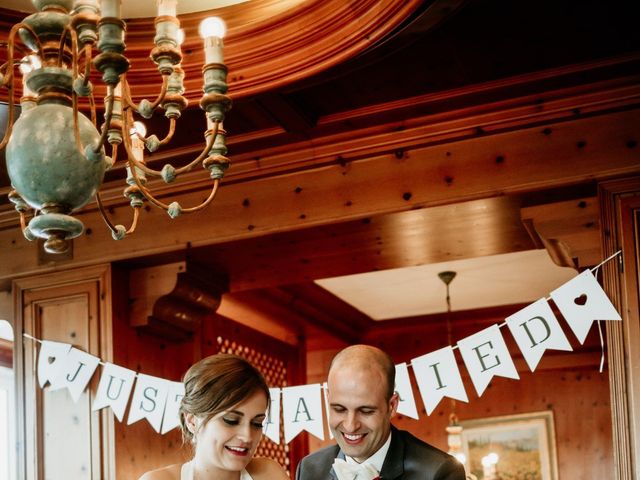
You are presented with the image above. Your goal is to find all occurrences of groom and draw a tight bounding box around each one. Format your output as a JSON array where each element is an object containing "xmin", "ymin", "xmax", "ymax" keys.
[{"xmin": 295, "ymin": 345, "xmax": 465, "ymax": 480}]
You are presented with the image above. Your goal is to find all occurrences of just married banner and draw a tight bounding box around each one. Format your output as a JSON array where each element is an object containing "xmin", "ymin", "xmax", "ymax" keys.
[{"xmin": 24, "ymin": 254, "xmax": 622, "ymax": 445}]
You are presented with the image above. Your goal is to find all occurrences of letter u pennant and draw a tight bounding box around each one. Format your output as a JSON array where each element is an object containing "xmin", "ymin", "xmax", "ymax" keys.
[
  {"xmin": 282, "ymin": 384, "xmax": 324, "ymax": 443},
  {"xmin": 93, "ymin": 363, "xmax": 136, "ymax": 421}
]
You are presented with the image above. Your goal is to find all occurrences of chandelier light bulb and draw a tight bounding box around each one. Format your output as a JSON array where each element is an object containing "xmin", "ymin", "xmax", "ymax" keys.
[
  {"xmin": 156, "ymin": 0, "xmax": 177, "ymax": 17},
  {"xmin": 199, "ymin": 17, "xmax": 226, "ymax": 39},
  {"xmin": 131, "ymin": 121, "xmax": 147, "ymax": 138},
  {"xmin": 176, "ymin": 28, "xmax": 185, "ymax": 45}
]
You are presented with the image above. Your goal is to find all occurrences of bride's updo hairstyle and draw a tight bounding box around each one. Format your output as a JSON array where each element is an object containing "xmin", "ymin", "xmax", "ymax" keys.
[{"xmin": 179, "ymin": 353, "xmax": 270, "ymax": 443}]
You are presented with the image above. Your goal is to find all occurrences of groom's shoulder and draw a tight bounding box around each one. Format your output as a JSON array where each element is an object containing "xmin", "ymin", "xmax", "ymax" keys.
[
  {"xmin": 297, "ymin": 443, "xmax": 341, "ymax": 477},
  {"xmin": 396, "ymin": 428, "xmax": 453, "ymax": 462}
]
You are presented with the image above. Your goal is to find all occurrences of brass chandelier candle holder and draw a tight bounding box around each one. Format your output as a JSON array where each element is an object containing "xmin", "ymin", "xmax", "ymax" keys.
[{"xmin": 0, "ymin": 0, "xmax": 232, "ymax": 253}]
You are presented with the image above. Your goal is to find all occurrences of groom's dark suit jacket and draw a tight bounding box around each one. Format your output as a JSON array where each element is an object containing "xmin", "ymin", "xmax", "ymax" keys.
[{"xmin": 295, "ymin": 426, "xmax": 465, "ymax": 480}]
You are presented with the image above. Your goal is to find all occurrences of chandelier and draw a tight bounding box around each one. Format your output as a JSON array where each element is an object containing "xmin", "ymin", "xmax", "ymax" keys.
[{"xmin": 0, "ymin": 0, "xmax": 231, "ymax": 253}]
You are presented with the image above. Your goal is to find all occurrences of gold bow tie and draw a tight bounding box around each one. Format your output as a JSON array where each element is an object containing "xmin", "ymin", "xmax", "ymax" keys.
[{"xmin": 332, "ymin": 458, "xmax": 380, "ymax": 480}]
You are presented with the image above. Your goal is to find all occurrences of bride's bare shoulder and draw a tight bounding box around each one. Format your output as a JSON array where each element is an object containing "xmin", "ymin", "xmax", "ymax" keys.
[
  {"xmin": 138, "ymin": 463, "xmax": 182, "ymax": 480},
  {"xmin": 246, "ymin": 457, "xmax": 289, "ymax": 479}
]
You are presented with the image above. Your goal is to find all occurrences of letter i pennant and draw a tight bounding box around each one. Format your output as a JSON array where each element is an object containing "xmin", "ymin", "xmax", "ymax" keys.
[
  {"xmin": 93, "ymin": 363, "xmax": 137, "ymax": 421},
  {"xmin": 411, "ymin": 346, "xmax": 468, "ymax": 415},
  {"xmin": 282, "ymin": 384, "xmax": 324, "ymax": 443}
]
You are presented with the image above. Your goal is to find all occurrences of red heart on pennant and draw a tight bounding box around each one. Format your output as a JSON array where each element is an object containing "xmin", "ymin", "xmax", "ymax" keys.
[
  {"xmin": 574, "ymin": 294, "xmax": 588, "ymax": 306},
  {"xmin": 47, "ymin": 356, "xmax": 56, "ymax": 364}
]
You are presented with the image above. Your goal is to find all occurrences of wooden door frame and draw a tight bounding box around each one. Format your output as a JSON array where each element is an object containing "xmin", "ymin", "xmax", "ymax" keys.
[
  {"xmin": 599, "ymin": 177, "xmax": 640, "ymax": 480},
  {"xmin": 12, "ymin": 265, "xmax": 115, "ymax": 480}
]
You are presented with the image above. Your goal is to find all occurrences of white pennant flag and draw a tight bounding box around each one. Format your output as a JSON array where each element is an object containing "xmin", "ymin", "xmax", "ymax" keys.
[
  {"xmin": 282, "ymin": 384, "xmax": 324, "ymax": 443},
  {"xmin": 458, "ymin": 325, "xmax": 519, "ymax": 396},
  {"xmin": 506, "ymin": 298, "xmax": 573, "ymax": 371},
  {"xmin": 49, "ymin": 348, "xmax": 101, "ymax": 402},
  {"xmin": 263, "ymin": 388, "xmax": 281, "ymax": 444},
  {"xmin": 93, "ymin": 363, "xmax": 137, "ymax": 422},
  {"xmin": 550, "ymin": 269, "xmax": 621, "ymax": 344},
  {"xmin": 394, "ymin": 363, "xmax": 419, "ymax": 419},
  {"xmin": 161, "ymin": 381, "xmax": 185, "ymax": 434},
  {"xmin": 322, "ymin": 382, "xmax": 333, "ymax": 440},
  {"xmin": 411, "ymin": 346, "xmax": 468, "ymax": 415},
  {"xmin": 37, "ymin": 340, "xmax": 71, "ymax": 388},
  {"xmin": 127, "ymin": 373, "xmax": 170, "ymax": 433}
]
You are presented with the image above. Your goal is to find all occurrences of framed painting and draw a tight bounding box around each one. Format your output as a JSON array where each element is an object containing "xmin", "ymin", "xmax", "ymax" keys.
[{"xmin": 460, "ymin": 410, "xmax": 558, "ymax": 480}]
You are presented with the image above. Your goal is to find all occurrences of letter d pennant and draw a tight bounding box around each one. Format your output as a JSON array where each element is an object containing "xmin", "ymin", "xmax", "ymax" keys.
[
  {"xmin": 411, "ymin": 347, "xmax": 468, "ymax": 415},
  {"xmin": 506, "ymin": 298, "xmax": 572, "ymax": 372},
  {"xmin": 282, "ymin": 384, "xmax": 324, "ymax": 443},
  {"xmin": 93, "ymin": 363, "xmax": 136, "ymax": 421}
]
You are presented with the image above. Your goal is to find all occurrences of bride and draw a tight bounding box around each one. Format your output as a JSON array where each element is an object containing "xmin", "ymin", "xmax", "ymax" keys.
[{"xmin": 139, "ymin": 354, "xmax": 289, "ymax": 480}]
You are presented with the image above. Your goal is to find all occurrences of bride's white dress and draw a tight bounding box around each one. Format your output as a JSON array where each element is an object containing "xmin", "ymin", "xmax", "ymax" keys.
[{"xmin": 180, "ymin": 461, "xmax": 254, "ymax": 479}]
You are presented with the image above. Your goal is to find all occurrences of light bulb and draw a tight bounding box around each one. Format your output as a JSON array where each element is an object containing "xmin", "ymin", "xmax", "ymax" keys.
[
  {"xmin": 131, "ymin": 121, "xmax": 147, "ymax": 138},
  {"xmin": 199, "ymin": 17, "xmax": 226, "ymax": 39}
]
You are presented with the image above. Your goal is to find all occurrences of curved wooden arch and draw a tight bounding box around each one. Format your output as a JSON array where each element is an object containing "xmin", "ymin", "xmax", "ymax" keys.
[{"xmin": 125, "ymin": 0, "xmax": 431, "ymax": 101}]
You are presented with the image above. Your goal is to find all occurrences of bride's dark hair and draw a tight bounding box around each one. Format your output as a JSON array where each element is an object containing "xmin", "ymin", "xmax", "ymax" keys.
[{"xmin": 179, "ymin": 353, "xmax": 270, "ymax": 443}]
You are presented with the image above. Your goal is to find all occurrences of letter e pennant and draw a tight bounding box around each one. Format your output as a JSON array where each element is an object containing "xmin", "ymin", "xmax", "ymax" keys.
[{"xmin": 458, "ymin": 325, "xmax": 519, "ymax": 396}]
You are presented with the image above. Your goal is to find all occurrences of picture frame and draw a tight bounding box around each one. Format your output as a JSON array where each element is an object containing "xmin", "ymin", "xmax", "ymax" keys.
[{"xmin": 460, "ymin": 410, "xmax": 558, "ymax": 480}]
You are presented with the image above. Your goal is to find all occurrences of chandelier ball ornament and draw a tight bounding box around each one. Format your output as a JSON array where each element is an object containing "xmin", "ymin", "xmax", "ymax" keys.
[{"xmin": 1, "ymin": 0, "xmax": 232, "ymax": 253}]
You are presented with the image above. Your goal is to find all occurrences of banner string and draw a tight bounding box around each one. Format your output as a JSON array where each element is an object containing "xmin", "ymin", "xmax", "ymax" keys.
[
  {"xmin": 414, "ymin": 249, "xmax": 622, "ymax": 360},
  {"xmin": 22, "ymin": 250, "xmax": 623, "ymax": 377}
]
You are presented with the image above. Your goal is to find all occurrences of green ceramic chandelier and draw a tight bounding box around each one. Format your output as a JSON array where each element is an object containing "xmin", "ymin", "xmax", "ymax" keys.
[{"xmin": 1, "ymin": 0, "xmax": 231, "ymax": 253}]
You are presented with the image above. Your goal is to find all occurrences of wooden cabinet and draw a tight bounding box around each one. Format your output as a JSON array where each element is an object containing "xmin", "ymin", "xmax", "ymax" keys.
[{"xmin": 13, "ymin": 265, "xmax": 114, "ymax": 479}]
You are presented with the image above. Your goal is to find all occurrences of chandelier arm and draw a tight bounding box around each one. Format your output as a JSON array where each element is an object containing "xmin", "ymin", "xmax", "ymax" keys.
[
  {"xmin": 88, "ymin": 88, "xmax": 97, "ymax": 126},
  {"xmin": 95, "ymin": 191, "xmax": 141, "ymax": 236},
  {"xmin": 94, "ymin": 84, "xmax": 116, "ymax": 153},
  {"xmin": 82, "ymin": 43, "xmax": 92, "ymax": 88},
  {"xmin": 122, "ymin": 113, "xmax": 217, "ymax": 178},
  {"xmin": 129, "ymin": 156, "xmax": 221, "ymax": 214},
  {"xmin": 65, "ymin": 26, "xmax": 84, "ymax": 153},
  {"xmin": 121, "ymin": 72, "xmax": 170, "ymax": 113},
  {"xmin": 110, "ymin": 142, "xmax": 119, "ymax": 164},
  {"xmin": 0, "ymin": 23, "xmax": 40, "ymax": 149},
  {"xmin": 156, "ymin": 117, "xmax": 177, "ymax": 146}
]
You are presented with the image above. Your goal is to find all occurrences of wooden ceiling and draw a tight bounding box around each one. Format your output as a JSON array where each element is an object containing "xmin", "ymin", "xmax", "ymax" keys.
[{"xmin": 0, "ymin": 0, "xmax": 639, "ymax": 344}]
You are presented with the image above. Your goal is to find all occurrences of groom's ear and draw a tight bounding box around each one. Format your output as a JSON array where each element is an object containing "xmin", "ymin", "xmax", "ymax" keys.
[{"xmin": 389, "ymin": 392, "xmax": 400, "ymax": 417}]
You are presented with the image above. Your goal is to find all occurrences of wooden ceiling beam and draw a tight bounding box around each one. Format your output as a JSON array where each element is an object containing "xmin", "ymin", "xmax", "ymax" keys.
[{"xmin": 0, "ymin": 102, "xmax": 637, "ymax": 284}]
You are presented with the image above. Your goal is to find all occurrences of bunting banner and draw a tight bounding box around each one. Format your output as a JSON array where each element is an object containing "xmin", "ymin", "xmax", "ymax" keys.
[
  {"xmin": 505, "ymin": 298, "xmax": 572, "ymax": 371},
  {"xmin": 411, "ymin": 346, "xmax": 468, "ymax": 415},
  {"xmin": 23, "ymin": 251, "xmax": 625, "ymax": 445},
  {"xmin": 395, "ymin": 363, "xmax": 419, "ymax": 419},
  {"xmin": 282, "ymin": 384, "xmax": 324, "ymax": 443},
  {"xmin": 263, "ymin": 388, "xmax": 281, "ymax": 444}
]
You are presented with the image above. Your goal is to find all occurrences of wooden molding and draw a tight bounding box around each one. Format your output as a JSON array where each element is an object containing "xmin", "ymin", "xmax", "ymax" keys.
[
  {"xmin": 130, "ymin": 261, "xmax": 228, "ymax": 341},
  {"xmin": 598, "ymin": 176, "xmax": 640, "ymax": 480},
  {"xmin": 521, "ymin": 197, "xmax": 601, "ymax": 269}
]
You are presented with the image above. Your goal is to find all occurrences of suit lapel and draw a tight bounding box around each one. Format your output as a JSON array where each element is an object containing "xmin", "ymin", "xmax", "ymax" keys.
[{"xmin": 379, "ymin": 427, "xmax": 404, "ymax": 480}]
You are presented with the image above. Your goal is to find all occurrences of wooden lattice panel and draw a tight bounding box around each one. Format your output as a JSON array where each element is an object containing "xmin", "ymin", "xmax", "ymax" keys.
[{"xmin": 217, "ymin": 336, "xmax": 291, "ymax": 472}]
